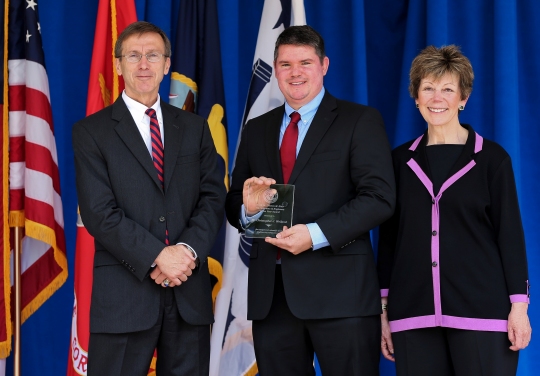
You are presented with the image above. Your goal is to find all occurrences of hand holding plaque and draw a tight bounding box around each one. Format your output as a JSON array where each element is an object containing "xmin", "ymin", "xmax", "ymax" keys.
[
  {"xmin": 245, "ymin": 184, "xmax": 295, "ymax": 238},
  {"xmin": 243, "ymin": 176, "xmax": 274, "ymax": 216},
  {"xmin": 246, "ymin": 183, "xmax": 278, "ymax": 212}
]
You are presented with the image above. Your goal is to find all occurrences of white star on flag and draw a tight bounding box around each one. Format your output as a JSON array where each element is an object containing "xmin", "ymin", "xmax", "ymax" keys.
[
  {"xmin": 25, "ymin": 30, "xmax": 31, "ymax": 42},
  {"xmin": 26, "ymin": 0, "xmax": 38, "ymax": 10}
]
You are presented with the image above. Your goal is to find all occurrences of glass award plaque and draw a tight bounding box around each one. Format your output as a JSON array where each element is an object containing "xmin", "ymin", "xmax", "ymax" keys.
[{"xmin": 245, "ymin": 184, "xmax": 295, "ymax": 238}]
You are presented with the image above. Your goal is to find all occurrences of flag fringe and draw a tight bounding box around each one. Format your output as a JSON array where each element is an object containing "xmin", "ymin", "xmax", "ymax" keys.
[
  {"xmin": 111, "ymin": 0, "xmax": 119, "ymax": 102},
  {"xmin": 21, "ymin": 219, "xmax": 68, "ymax": 322},
  {"xmin": 98, "ymin": 72, "xmax": 111, "ymax": 107},
  {"xmin": 21, "ymin": 268, "xmax": 67, "ymax": 323},
  {"xmin": 0, "ymin": 339, "xmax": 11, "ymax": 359}
]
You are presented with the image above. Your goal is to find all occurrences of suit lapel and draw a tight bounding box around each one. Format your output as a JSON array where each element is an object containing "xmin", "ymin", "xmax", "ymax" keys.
[
  {"xmin": 265, "ymin": 106, "xmax": 285, "ymax": 182},
  {"xmin": 162, "ymin": 102, "xmax": 184, "ymax": 192},
  {"xmin": 288, "ymin": 93, "xmax": 337, "ymax": 184},
  {"xmin": 113, "ymin": 98, "xmax": 163, "ymax": 191}
]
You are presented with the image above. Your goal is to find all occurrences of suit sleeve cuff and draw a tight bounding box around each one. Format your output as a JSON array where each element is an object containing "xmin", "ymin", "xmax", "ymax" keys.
[{"xmin": 305, "ymin": 223, "xmax": 329, "ymax": 250}]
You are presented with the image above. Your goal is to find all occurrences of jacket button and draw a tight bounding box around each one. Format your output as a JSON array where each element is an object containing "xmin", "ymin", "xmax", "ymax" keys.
[
  {"xmin": 432, "ymin": 261, "xmax": 438, "ymax": 267},
  {"xmin": 159, "ymin": 216, "xmax": 166, "ymax": 222},
  {"xmin": 432, "ymin": 230, "xmax": 437, "ymax": 236}
]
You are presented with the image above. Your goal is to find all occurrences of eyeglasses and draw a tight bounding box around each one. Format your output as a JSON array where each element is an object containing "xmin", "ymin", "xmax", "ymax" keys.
[{"xmin": 118, "ymin": 52, "xmax": 169, "ymax": 63}]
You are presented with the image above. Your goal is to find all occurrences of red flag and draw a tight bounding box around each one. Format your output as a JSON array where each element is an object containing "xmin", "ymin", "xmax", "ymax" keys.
[
  {"xmin": 2, "ymin": 0, "xmax": 68, "ymax": 358},
  {"xmin": 68, "ymin": 0, "xmax": 137, "ymax": 374},
  {"xmin": 85, "ymin": 0, "xmax": 137, "ymax": 115}
]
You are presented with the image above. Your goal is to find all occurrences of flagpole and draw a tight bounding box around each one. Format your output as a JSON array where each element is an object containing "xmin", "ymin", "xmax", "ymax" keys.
[{"xmin": 13, "ymin": 226, "xmax": 22, "ymax": 375}]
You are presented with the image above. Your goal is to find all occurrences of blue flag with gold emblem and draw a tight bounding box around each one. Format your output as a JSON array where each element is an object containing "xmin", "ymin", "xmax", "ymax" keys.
[{"xmin": 169, "ymin": 0, "xmax": 228, "ymax": 310}]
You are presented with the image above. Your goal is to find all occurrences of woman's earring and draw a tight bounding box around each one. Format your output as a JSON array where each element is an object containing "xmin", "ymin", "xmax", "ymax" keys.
[
  {"xmin": 416, "ymin": 103, "xmax": 419, "ymax": 108},
  {"xmin": 459, "ymin": 105, "xmax": 465, "ymax": 111}
]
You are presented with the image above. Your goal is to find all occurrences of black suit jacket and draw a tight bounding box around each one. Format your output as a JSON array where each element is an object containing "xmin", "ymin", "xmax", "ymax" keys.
[
  {"xmin": 226, "ymin": 92, "xmax": 396, "ymax": 320},
  {"xmin": 73, "ymin": 97, "xmax": 226, "ymax": 333}
]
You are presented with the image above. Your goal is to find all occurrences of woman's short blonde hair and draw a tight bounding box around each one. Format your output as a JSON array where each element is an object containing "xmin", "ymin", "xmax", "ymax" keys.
[{"xmin": 409, "ymin": 45, "xmax": 473, "ymax": 100}]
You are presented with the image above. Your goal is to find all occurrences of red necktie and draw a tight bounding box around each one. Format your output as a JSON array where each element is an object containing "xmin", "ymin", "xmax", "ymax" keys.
[
  {"xmin": 281, "ymin": 111, "xmax": 300, "ymax": 184},
  {"xmin": 146, "ymin": 108, "xmax": 165, "ymax": 187},
  {"xmin": 277, "ymin": 112, "xmax": 300, "ymax": 260},
  {"xmin": 146, "ymin": 108, "xmax": 169, "ymax": 245}
]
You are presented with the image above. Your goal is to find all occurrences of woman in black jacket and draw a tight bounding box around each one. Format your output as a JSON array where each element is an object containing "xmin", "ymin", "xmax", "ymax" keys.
[{"xmin": 378, "ymin": 45, "xmax": 531, "ymax": 376}]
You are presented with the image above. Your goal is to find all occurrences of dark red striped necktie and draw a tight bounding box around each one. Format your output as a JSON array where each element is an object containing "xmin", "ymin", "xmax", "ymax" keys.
[
  {"xmin": 146, "ymin": 108, "xmax": 165, "ymax": 187},
  {"xmin": 145, "ymin": 108, "xmax": 169, "ymax": 245}
]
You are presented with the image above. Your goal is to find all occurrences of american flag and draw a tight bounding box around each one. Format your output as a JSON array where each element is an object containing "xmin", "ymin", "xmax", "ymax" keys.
[{"xmin": 0, "ymin": 0, "xmax": 67, "ymax": 357}]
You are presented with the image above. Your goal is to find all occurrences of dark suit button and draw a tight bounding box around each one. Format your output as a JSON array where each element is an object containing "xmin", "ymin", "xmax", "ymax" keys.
[
  {"xmin": 432, "ymin": 261, "xmax": 438, "ymax": 267},
  {"xmin": 159, "ymin": 216, "xmax": 166, "ymax": 222},
  {"xmin": 432, "ymin": 230, "xmax": 437, "ymax": 236}
]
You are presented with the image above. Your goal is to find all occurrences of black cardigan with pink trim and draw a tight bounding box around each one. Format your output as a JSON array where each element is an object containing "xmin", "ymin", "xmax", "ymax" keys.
[{"xmin": 377, "ymin": 124, "xmax": 529, "ymax": 333}]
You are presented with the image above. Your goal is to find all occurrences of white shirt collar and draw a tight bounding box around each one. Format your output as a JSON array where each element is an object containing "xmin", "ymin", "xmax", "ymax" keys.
[{"xmin": 122, "ymin": 91, "xmax": 162, "ymax": 123}]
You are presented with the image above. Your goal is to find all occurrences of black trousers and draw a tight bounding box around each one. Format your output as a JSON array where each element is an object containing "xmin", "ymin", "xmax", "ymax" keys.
[
  {"xmin": 87, "ymin": 288, "xmax": 210, "ymax": 376},
  {"xmin": 252, "ymin": 266, "xmax": 380, "ymax": 376},
  {"xmin": 393, "ymin": 326, "xmax": 519, "ymax": 376}
]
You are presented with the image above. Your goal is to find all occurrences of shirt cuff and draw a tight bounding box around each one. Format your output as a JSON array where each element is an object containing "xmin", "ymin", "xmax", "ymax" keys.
[
  {"xmin": 240, "ymin": 204, "xmax": 264, "ymax": 228},
  {"xmin": 177, "ymin": 242, "xmax": 198, "ymax": 259},
  {"xmin": 305, "ymin": 223, "xmax": 329, "ymax": 250},
  {"xmin": 381, "ymin": 289, "xmax": 389, "ymax": 298}
]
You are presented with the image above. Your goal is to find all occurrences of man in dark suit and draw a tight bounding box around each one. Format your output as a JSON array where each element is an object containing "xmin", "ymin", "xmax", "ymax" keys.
[
  {"xmin": 226, "ymin": 25, "xmax": 396, "ymax": 375},
  {"xmin": 73, "ymin": 21, "xmax": 225, "ymax": 375}
]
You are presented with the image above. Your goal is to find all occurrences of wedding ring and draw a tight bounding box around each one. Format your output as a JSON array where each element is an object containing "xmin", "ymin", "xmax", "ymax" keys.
[{"xmin": 163, "ymin": 278, "xmax": 170, "ymax": 287}]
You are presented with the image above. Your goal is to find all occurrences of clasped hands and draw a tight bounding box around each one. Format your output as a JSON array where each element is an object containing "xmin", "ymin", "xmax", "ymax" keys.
[
  {"xmin": 150, "ymin": 244, "xmax": 197, "ymax": 288},
  {"xmin": 243, "ymin": 176, "xmax": 312, "ymax": 255}
]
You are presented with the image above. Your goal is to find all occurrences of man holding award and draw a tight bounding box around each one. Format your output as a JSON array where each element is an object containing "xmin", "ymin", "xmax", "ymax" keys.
[{"xmin": 225, "ymin": 25, "xmax": 395, "ymax": 376}]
